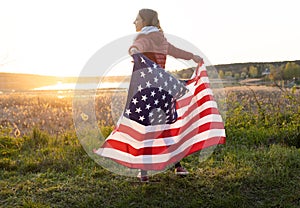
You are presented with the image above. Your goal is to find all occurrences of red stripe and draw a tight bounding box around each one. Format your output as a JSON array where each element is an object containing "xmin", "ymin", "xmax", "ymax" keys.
[
  {"xmin": 116, "ymin": 107, "xmax": 221, "ymax": 141},
  {"xmin": 178, "ymin": 95, "xmax": 217, "ymax": 119},
  {"xmin": 185, "ymin": 70, "xmax": 208, "ymax": 85},
  {"xmin": 176, "ymin": 82, "xmax": 212, "ymax": 108},
  {"xmin": 103, "ymin": 121, "xmax": 224, "ymax": 156},
  {"xmin": 107, "ymin": 136, "xmax": 225, "ymax": 170}
]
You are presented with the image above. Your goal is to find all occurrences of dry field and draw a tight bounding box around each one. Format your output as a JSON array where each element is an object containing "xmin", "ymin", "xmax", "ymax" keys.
[{"xmin": 0, "ymin": 86, "xmax": 299, "ymax": 137}]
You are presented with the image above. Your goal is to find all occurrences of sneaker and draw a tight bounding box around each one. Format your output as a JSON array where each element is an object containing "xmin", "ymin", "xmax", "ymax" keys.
[
  {"xmin": 137, "ymin": 170, "xmax": 149, "ymax": 182},
  {"xmin": 175, "ymin": 166, "xmax": 189, "ymax": 175}
]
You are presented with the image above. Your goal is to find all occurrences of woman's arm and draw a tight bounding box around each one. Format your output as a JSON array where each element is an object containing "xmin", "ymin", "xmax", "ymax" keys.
[{"xmin": 168, "ymin": 43, "xmax": 202, "ymax": 63}]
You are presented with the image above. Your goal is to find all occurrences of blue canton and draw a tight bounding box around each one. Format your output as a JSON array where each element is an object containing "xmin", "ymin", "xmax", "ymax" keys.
[{"xmin": 124, "ymin": 54, "xmax": 189, "ymax": 126}]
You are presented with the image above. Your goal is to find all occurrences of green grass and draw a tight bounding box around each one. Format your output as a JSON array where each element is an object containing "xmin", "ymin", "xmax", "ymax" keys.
[
  {"xmin": 1, "ymin": 127, "xmax": 300, "ymax": 208},
  {"xmin": 1, "ymin": 88, "xmax": 300, "ymax": 207}
]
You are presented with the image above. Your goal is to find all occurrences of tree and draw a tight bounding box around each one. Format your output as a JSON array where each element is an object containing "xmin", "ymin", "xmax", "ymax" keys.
[
  {"xmin": 218, "ymin": 70, "xmax": 224, "ymax": 79},
  {"xmin": 249, "ymin": 66, "xmax": 258, "ymax": 78},
  {"xmin": 283, "ymin": 62, "xmax": 300, "ymax": 80}
]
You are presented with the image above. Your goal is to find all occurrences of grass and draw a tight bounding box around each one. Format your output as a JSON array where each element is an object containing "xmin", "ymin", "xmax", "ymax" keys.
[{"xmin": 0, "ymin": 86, "xmax": 300, "ymax": 207}]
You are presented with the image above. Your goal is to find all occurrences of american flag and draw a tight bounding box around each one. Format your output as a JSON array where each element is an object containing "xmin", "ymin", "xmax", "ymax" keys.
[{"xmin": 94, "ymin": 53, "xmax": 226, "ymax": 170}]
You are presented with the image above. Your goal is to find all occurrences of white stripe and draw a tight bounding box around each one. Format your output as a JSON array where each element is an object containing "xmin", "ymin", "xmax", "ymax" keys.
[
  {"xmin": 120, "ymin": 100, "xmax": 219, "ymax": 133},
  {"xmin": 95, "ymin": 129, "xmax": 225, "ymax": 164},
  {"xmin": 107, "ymin": 114, "xmax": 224, "ymax": 148}
]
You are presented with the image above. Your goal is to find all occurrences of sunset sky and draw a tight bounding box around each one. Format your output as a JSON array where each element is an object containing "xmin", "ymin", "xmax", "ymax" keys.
[{"xmin": 0, "ymin": 0, "xmax": 299, "ymax": 77}]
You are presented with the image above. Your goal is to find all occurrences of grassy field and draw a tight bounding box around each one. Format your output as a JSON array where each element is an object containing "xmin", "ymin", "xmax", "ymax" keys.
[{"xmin": 0, "ymin": 86, "xmax": 300, "ymax": 207}]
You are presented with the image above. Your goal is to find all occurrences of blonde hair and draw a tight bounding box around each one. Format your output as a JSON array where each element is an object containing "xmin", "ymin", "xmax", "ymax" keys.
[{"xmin": 138, "ymin": 9, "xmax": 162, "ymax": 31}]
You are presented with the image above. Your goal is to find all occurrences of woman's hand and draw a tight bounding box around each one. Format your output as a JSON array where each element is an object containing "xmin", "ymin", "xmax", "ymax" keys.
[
  {"xmin": 129, "ymin": 47, "xmax": 140, "ymax": 55},
  {"xmin": 192, "ymin": 55, "xmax": 203, "ymax": 64}
]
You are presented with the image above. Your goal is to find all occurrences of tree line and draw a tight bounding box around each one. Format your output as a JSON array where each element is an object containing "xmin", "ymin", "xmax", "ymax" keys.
[{"xmin": 174, "ymin": 60, "xmax": 300, "ymax": 83}]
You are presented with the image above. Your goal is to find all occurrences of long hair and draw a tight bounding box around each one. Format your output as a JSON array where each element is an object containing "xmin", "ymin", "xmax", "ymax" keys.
[{"xmin": 138, "ymin": 9, "xmax": 162, "ymax": 31}]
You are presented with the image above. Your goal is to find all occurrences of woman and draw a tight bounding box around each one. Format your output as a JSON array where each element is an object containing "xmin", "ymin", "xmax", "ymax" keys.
[{"xmin": 129, "ymin": 9, "xmax": 203, "ymax": 182}]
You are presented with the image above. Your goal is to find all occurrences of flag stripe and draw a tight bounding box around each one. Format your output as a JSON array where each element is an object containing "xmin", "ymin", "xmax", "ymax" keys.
[
  {"xmin": 99, "ymin": 125, "xmax": 225, "ymax": 156},
  {"xmin": 117, "ymin": 110, "xmax": 223, "ymax": 141},
  {"xmin": 96, "ymin": 135, "xmax": 225, "ymax": 170}
]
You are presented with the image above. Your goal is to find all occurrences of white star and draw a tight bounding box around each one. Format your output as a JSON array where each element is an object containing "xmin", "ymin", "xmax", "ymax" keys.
[
  {"xmin": 169, "ymin": 77, "xmax": 173, "ymax": 82},
  {"xmin": 159, "ymin": 72, "xmax": 163, "ymax": 78},
  {"xmin": 157, "ymin": 108, "xmax": 161, "ymax": 112},
  {"xmin": 141, "ymin": 95, "xmax": 148, "ymax": 101},
  {"xmin": 164, "ymin": 103, "xmax": 169, "ymax": 107},
  {"xmin": 147, "ymin": 67, "xmax": 153, "ymax": 73},
  {"xmin": 164, "ymin": 81, "xmax": 168, "ymax": 87},
  {"xmin": 132, "ymin": 98, "xmax": 138, "ymax": 105},
  {"xmin": 140, "ymin": 71, "xmax": 146, "ymax": 78},
  {"xmin": 158, "ymin": 86, "xmax": 163, "ymax": 92},
  {"xmin": 145, "ymin": 104, "xmax": 151, "ymax": 110},
  {"xmin": 168, "ymin": 89, "xmax": 172, "ymax": 95},
  {"xmin": 166, "ymin": 110, "xmax": 170, "ymax": 114},
  {"xmin": 173, "ymin": 84, "xmax": 177, "ymax": 90},
  {"xmin": 149, "ymin": 112, "xmax": 154, "ymax": 117},
  {"xmin": 162, "ymin": 94, "xmax": 166, "ymax": 100},
  {"xmin": 141, "ymin": 57, "xmax": 146, "ymax": 63},
  {"xmin": 154, "ymin": 100, "xmax": 159, "ymax": 105},
  {"xmin": 146, "ymin": 81, "xmax": 152, "ymax": 88},
  {"xmin": 137, "ymin": 85, "xmax": 143, "ymax": 92},
  {"xmin": 154, "ymin": 77, "xmax": 158, "ymax": 83},
  {"xmin": 139, "ymin": 115, "xmax": 145, "ymax": 121},
  {"xmin": 150, "ymin": 91, "xmax": 156, "ymax": 97},
  {"xmin": 125, "ymin": 109, "xmax": 131, "ymax": 116},
  {"xmin": 153, "ymin": 63, "xmax": 158, "ymax": 68},
  {"xmin": 135, "ymin": 107, "xmax": 142, "ymax": 113}
]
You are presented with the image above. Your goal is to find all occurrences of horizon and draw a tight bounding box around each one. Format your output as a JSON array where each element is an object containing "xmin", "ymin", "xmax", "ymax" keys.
[{"xmin": 1, "ymin": 58, "xmax": 299, "ymax": 78}]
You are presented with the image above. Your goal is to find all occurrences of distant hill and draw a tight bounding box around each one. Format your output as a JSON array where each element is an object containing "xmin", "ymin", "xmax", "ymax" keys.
[
  {"xmin": 211, "ymin": 60, "xmax": 300, "ymax": 74},
  {"xmin": 175, "ymin": 60, "xmax": 300, "ymax": 79},
  {"xmin": 1, "ymin": 60, "xmax": 299, "ymax": 91}
]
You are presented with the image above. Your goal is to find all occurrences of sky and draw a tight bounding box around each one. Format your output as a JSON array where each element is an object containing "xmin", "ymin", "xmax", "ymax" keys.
[{"xmin": 0, "ymin": 0, "xmax": 299, "ymax": 77}]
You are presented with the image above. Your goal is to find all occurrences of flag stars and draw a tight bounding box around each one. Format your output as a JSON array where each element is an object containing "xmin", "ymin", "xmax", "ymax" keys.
[
  {"xmin": 154, "ymin": 100, "xmax": 159, "ymax": 105},
  {"xmin": 158, "ymin": 86, "xmax": 163, "ymax": 92},
  {"xmin": 152, "ymin": 63, "xmax": 158, "ymax": 68},
  {"xmin": 137, "ymin": 85, "xmax": 143, "ymax": 92},
  {"xmin": 145, "ymin": 104, "xmax": 151, "ymax": 110},
  {"xmin": 135, "ymin": 107, "xmax": 142, "ymax": 113},
  {"xmin": 141, "ymin": 57, "xmax": 146, "ymax": 63},
  {"xmin": 139, "ymin": 115, "xmax": 145, "ymax": 121},
  {"xmin": 125, "ymin": 109, "xmax": 131, "ymax": 116},
  {"xmin": 164, "ymin": 103, "xmax": 169, "ymax": 108},
  {"xmin": 164, "ymin": 81, "xmax": 168, "ymax": 87},
  {"xmin": 162, "ymin": 94, "xmax": 166, "ymax": 100},
  {"xmin": 141, "ymin": 95, "xmax": 148, "ymax": 102},
  {"xmin": 140, "ymin": 71, "xmax": 146, "ymax": 78},
  {"xmin": 132, "ymin": 98, "xmax": 138, "ymax": 105},
  {"xmin": 159, "ymin": 72, "xmax": 163, "ymax": 78},
  {"xmin": 151, "ymin": 91, "xmax": 156, "ymax": 97},
  {"xmin": 147, "ymin": 67, "xmax": 153, "ymax": 73},
  {"xmin": 154, "ymin": 77, "xmax": 158, "ymax": 83},
  {"xmin": 146, "ymin": 81, "xmax": 152, "ymax": 88}
]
